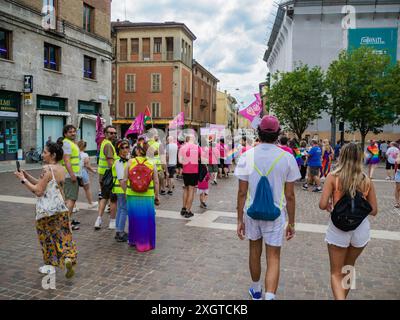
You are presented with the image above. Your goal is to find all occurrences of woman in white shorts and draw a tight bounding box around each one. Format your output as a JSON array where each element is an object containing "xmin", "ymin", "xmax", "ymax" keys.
[{"xmin": 319, "ymin": 143, "xmax": 377, "ymax": 300}]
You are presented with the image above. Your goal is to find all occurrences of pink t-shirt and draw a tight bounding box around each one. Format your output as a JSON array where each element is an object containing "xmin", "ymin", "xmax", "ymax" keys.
[
  {"xmin": 198, "ymin": 172, "xmax": 210, "ymax": 190},
  {"xmin": 206, "ymin": 146, "xmax": 220, "ymax": 165},
  {"xmin": 179, "ymin": 143, "xmax": 202, "ymax": 174},
  {"xmin": 279, "ymin": 145, "xmax": 294, "ymax": 155}
]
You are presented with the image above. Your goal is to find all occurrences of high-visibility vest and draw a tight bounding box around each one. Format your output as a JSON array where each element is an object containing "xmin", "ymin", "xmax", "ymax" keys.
[
  {"xmin": 60, "ymin": 138, "xmax": 80, "ymax": 175},
  {"xmin": 98, "ymin": 139, "xmax": 119, "ymax": 175},
  {"xmin": 112, "ymin": 159, "xmax": 127, "ymax": 195},
  {"xmin": 126, "ymin": 157, "xmax": 155, "ymax": 197},
  {"xmin": 148, "ymin": 140, "xmax": 162, "ymax": 171}
]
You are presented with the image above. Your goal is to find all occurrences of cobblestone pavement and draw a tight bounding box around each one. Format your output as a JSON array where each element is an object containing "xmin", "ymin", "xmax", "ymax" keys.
[{"xmin": 0, "ymin": 165, "xmax": 399, "ymax": 300}]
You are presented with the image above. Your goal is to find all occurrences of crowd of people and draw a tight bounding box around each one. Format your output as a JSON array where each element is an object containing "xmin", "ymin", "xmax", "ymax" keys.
[{"xmin": 13, "ymin": 119, "xmax": 399, "ymax": 300}]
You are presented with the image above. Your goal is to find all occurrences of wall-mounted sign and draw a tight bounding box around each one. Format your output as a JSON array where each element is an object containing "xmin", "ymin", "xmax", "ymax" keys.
[
  {"xmin": 24, "ymin": 75, "xmax": 33, "ymax": 93},
  {"xmin": 24, "ymin": 93, "xmax": 33, "ymax": 105},
  {"xmin": 348, "ymin": 28, "xmax": 398, "ymax": 65}
]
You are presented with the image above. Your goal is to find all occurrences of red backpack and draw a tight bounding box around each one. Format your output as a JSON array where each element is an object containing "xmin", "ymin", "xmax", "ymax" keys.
[{"xmin": 128, "ymin": 158, "xmax": 153, "ymax": 193}]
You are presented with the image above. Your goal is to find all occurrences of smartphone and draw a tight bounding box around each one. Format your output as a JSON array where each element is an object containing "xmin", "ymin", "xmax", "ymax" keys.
[{"xmin": 16, "ymin": 160, "xmax": 21, "ymax": 172}]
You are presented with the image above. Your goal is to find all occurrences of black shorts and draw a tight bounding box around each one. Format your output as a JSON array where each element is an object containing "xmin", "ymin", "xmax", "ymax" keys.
[
  {"xmin": 386, "ymin": 161, "xmax": 395, "ymax": 170},
  {"xmin": 218, "ymin": 159, "xmax": 229, "ymax": 169},
  {"xmin": 183, "ymin": 173, "xmax": 198, "ymax": 187},
  {"xmin": 168, "ymin": 166, "xmax": 176, "ymax": 178},
  {"xmin": 176, "ymin": 162, "xmax": 183, "ymax": 169}
]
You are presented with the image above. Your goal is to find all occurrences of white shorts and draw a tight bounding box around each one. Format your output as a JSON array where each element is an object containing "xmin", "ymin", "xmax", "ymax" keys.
[
  {"xmin": 325, "ymin": 218, "xmax": 370, "ymax": 248},
  {"xmin": 244, "ymin": 212, "xmax": 285, "ymax": 247},
  {"xmin": 197, "ymin": 189, "xmax": 209, "ymax": 195}
]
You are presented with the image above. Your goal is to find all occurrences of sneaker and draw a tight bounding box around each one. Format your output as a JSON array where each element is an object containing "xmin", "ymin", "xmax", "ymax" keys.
[
  {"xmin": 71, "ymin": 220, "xmax": 80, "ymax": 225},
  {"xmin": 72, "ymin": 207, "xmax": 79, "ymax": 213},
  {"xmin": 180, "ymin": 207, "xmax": 187, "ymax": 216},
  {"xmin": 94, "ymin": 216, "xmax": 102, "ymax": 230},
  {"xmin": 184, "ymin": 211, "xmax": 194, "ymax": 218},
  {"xmin": 72, "ymin": 224, "xmax": 80, "ymax": 231},
  {"xmin": 167, "ymin": 190, "xmax": 173, "ymax": 195},
  {"xmin": 248, "ymin": 287, "xmax": 263, "ymax": 300},
  {"xmin": 88, "ymin": 202, "xmax": 98, "ymax": 209},
  {"xmin": 64, "ymin": 258, "xmax": 75, "ymax": 279},
  {"xmin": 312, "ymin": 187, "xmax": 322, "ymax": 193},
  {"xmin": 385, "ymin": 176, "xmax": 391, "ymax": 181},
  {"xmin": 108, "ymin": 219, "xmax": 116, "ymax": 230},
  {"xmin": 160, "ymin": 190, "xmax": 167, "ymax": 195},
  {"xmin": 38, "ymin": 265, "xmax": 55, "ymax": 275},
  {"xmin": 302, "ymin": 183, "xmax": 308, "ymax": 190},
  {"xmin": 117, "ymin": 232, "xmax": 128, "ymax": 242},
  {"xmin": 200, "ymin": 202, "xmax": 207, "ymax": 209}
]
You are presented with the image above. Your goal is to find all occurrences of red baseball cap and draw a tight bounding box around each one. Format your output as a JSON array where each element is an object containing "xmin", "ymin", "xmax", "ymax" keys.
[{"xmin": 259, "ymin": 115, "xmax": 280, "ymax": 133}]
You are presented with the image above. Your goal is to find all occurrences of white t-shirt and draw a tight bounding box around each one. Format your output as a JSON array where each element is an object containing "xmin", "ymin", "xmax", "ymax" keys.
[
  {"xmin": 80, "ymin": 151, "xmax": 89, "ymax": 172},
  {"xmin": 115, "ymin": 160, "xmax": 126, "ymax": 180},
  {"xmin": 386, "ymin": 146, "xmax": 400, "ymax": 164},
  {"xmin": 380, "ymin": 143, "xmax": 388, "ymax": 153},
  {"xmin": 234, "ymin": 143, "xmax": 301, "ymax": 215},
  {"xmin": 166, "ymin": 143, "xmax": 178, "ymax": 166}
]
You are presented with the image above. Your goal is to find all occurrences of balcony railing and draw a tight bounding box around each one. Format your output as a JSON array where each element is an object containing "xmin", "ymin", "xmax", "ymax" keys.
[
  {"xmin": 200, "ymin": 99, "xmax": 208, "ymax": 108},
  {"xmin": 184, "ymin": 92, "xmax": 191, "ymax": 103}
]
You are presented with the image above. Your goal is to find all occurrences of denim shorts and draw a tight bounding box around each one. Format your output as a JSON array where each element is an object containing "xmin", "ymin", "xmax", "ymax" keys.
[{"xmin": 81, "ymin": 169, "xmax": 90, "ymax": 185}]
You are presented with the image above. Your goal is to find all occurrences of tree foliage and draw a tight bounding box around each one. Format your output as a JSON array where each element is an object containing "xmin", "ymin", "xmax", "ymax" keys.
[{"xmin": 266, "ymin": 65, "xmax": 327, "ymax": 140}]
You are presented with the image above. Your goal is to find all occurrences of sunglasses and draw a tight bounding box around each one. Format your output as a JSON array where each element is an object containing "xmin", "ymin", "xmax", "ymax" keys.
[
  {"xmin": 107, "ymin": 132, "xmax": 117, "ymax": 135},
  {"xmin": 120, "ymin": 146, "xmax": 130, "ymax": 150}
]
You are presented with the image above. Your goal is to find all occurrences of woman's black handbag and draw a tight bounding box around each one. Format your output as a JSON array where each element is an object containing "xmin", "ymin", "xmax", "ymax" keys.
[
  {"xmin": 101, "ymin": 168, "xmax": 116, "ymax": 198},
  {"xmin": 331, "ymin": 191, "xmax": 372, "ymax": 231}
]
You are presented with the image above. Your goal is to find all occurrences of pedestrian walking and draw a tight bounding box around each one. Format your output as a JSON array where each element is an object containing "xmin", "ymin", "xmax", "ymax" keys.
[
  {"xmin": 124, "ymin": 142, "xmax": 160, "ymax": 251},
  {"xmin": 207, "ymin": 138, "xmax": 220, "ymax": 185},
  {"xmin": 217, "ymin": 138, "xmax": 229, "ymax": 178},
  {"xmin": 289, "ymin": 139, "xmax": 303, "ymax": 179},
  {"xmin": 393, "ymin": 152, "xmax": 400, "ymax": 208},
  {"xmin": 94, "ymin": 125, "xmax": 119, "ymax": 230},
  {"xmin": 14, "ymin": 142, "xmax": 77, "ymax": 278},
  {"xmin": 179, "ymin": 134, "xmax": 203, "ymax": 218},
  {"xmin": 60, "ymin": 125, "xmax": 81, "ymax": 230},
  {"xmin": 198, "ymin": 168, "xmax": 210, "ymax": 209},
  {"xmin": 365, "ymin": 140, "xmax": 380, "ymax": 179},
  {"xmin": 334, "ymin": 141, "xmax": 341, "ymax": 161},
  {"xmin": 166, "ymin": 136, "xmax": 178, "ymax": 195},
  {"xmin": 319, "ymin": 142, "xmax": 377, "ymax": 300},
  {"xmin": 148, "ymin": 131, "xmax": 167, "ymax": 196},
  {"xmin": 299, "ymin": 140, "xmax": 308, "ymax": 181},
  {"xmin": 112, "ymin": 139, "xmax": 130, "ymax": 242},
  {"xmin": 321, "ymin": 139, "xmax": 334, "ymax": 179},
  {"xmin": 235, "ymin": 115, "xmax": 300, "ymax": 300},
  {"xmin": 385, "ymin": 142, "xmax": 400, "ymax": 180},
  {"xmin": 77, "ymin": 140, "xmax": 98, "ymax": 209},
  {"xmin": 302, "ymin": 139, "xmax": 323, "ymax": 192},
  {"xmin": 380, "ymin": 141, "xmax": 388, "ymax": 161}
]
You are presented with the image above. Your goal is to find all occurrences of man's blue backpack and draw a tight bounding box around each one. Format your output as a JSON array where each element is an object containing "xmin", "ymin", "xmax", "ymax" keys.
[{"xmin": 247, "ymin": 152, "xmax": 285, "ymax": 221}]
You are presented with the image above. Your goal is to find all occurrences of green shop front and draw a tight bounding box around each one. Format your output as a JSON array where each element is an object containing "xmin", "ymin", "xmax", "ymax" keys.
[
  {"xmin": 37, "ymin": 95, "xmax": 69, "ymax": 150},
  {"xmin": 78, "ymin": 100, "xmax": 100, "ymax": 156},
  {"xmin": 0, "ymin": 90, "xmax": 21, "ymax": 161}
]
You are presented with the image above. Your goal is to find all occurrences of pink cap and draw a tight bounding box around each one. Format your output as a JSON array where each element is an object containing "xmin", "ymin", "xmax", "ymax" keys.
[{"xmin": 259, "ymin": 115, "xmax": 280, "ymax": 132}]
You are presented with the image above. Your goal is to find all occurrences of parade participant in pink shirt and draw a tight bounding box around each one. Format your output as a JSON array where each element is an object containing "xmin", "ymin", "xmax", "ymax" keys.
[{"xmin": 278, "ymin": 136, "xmax": 294, "ymax": 155}]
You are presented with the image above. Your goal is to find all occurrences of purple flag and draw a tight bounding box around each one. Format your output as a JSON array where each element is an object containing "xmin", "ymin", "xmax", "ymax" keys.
[
  {"xmin": 95, "ymin": 114, "xmax": 105, "ymax": 151},
  {"xmin": 125, "ymin": 113, "xmax": 144, "ymax": 137}
]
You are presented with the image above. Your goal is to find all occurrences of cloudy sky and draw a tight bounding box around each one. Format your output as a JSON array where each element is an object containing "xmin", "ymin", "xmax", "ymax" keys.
[{"xmin": 111, "ymin": 0, "xmax": 273, "ymax": 107}]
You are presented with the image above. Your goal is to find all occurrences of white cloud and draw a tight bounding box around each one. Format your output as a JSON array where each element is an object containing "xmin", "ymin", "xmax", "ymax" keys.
[{"xmin": 111, "ymin": 0, "xmax": 274, "ymax": 106}]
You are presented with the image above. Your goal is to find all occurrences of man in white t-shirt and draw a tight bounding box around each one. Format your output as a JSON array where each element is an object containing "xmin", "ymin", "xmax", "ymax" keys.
[
  {"xmin": 235, "ymin": 115, "xmax": 300, "ymax": 301},
  {"xmin": 386, "ymin": 142, "xmax": 400, "ymax": 180},
  {"xmin": 166, "ymin": 136, "xmax": 178, "ymax": 195}
]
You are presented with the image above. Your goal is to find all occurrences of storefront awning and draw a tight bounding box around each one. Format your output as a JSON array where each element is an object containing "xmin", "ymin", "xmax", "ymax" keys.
[
  {"xmin": 37, "ymin": 110, "xmax": 71, "ymax": 117},
  {"xmin": 77, "ymin": 114, "xmax": 99, "ymax": 123}
]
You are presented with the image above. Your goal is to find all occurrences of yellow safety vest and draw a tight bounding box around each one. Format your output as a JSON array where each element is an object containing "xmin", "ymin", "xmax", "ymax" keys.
[
  {"xmin": 98, "ymin": 139, "xmax": 119, "ymax": 175},
  {"xmin": 148, "ymin": 140, "xmax": 162, "ymax": 171},
  {"xmin": 126, "ymin": 157, "xmax": 155, "ymax": 197},
  {"xmin": 60, "ymin": 138, "xmax": 80, "ymax": 175},
  {"xmin": 112, "ymin": 159, "xmax": 127, "ymax": 195}
]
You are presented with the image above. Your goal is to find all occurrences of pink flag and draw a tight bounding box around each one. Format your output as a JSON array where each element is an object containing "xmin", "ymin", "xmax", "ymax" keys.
[
  {"xmin": 169, "ymin": 112, "xmax": 184, "ymax": 129},
  {"xmin": 95, "ymin": 114, "xmax": 105, "ymax": 151},
  {"xmin": 239, "ymin": 98, "xmax": 262, "ymax": 122},
  {"xmin": 125, "ymin": 113, "xmax": 144, "ymax": 137}
]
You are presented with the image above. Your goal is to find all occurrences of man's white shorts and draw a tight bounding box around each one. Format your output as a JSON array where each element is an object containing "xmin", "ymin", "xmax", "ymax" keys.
[
  {"xmin": 325, "ymin": 218, "xmax": 370, "ymax": 248},
  {"xmin": 245, "ymin": 213, "xmax": 285, "ymax": 247}
]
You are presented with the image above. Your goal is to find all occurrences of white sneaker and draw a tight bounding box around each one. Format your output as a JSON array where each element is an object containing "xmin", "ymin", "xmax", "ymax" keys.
[
  {"xmin": 108, "ymin": 219, "xmax": 116, "ymax": 230},
  {"xmin": 38, "ymin": 265, "xmax": 55, "ymax": 275},
  {"xmin": 72, "ymin": 207, "xmax": 79, "ymax": 213},
  {"xmin": 94, "ymin": 216, "xmax": 102, "ymax": 230},
  {"xmin": 385, "ymin": 176, "xmax": 391, "ymax": 181},
  {"xmin": 88, "ymin": 202, "xmax": 98, "ymax": 209}
]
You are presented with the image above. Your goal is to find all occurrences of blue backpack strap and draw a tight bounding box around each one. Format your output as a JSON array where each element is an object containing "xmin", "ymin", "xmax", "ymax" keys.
[{"xmin": 253, "ymin": 152, "xmax": 286, "ymax": 209}]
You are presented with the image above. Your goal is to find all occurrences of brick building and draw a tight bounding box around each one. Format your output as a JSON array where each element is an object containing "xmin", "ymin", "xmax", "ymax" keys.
[
  {"xmin": 111, "ymin": 21, "xmax": 218, "ymax": 135},
  {"xmin": 0, "ymin": 0, "xmax": 112, "ymax": 159}
]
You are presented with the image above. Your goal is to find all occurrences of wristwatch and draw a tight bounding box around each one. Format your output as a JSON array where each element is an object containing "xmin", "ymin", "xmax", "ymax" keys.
[{"xmin": 21, "ymin": 178, "xmax": 27, "ymax": 184}]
